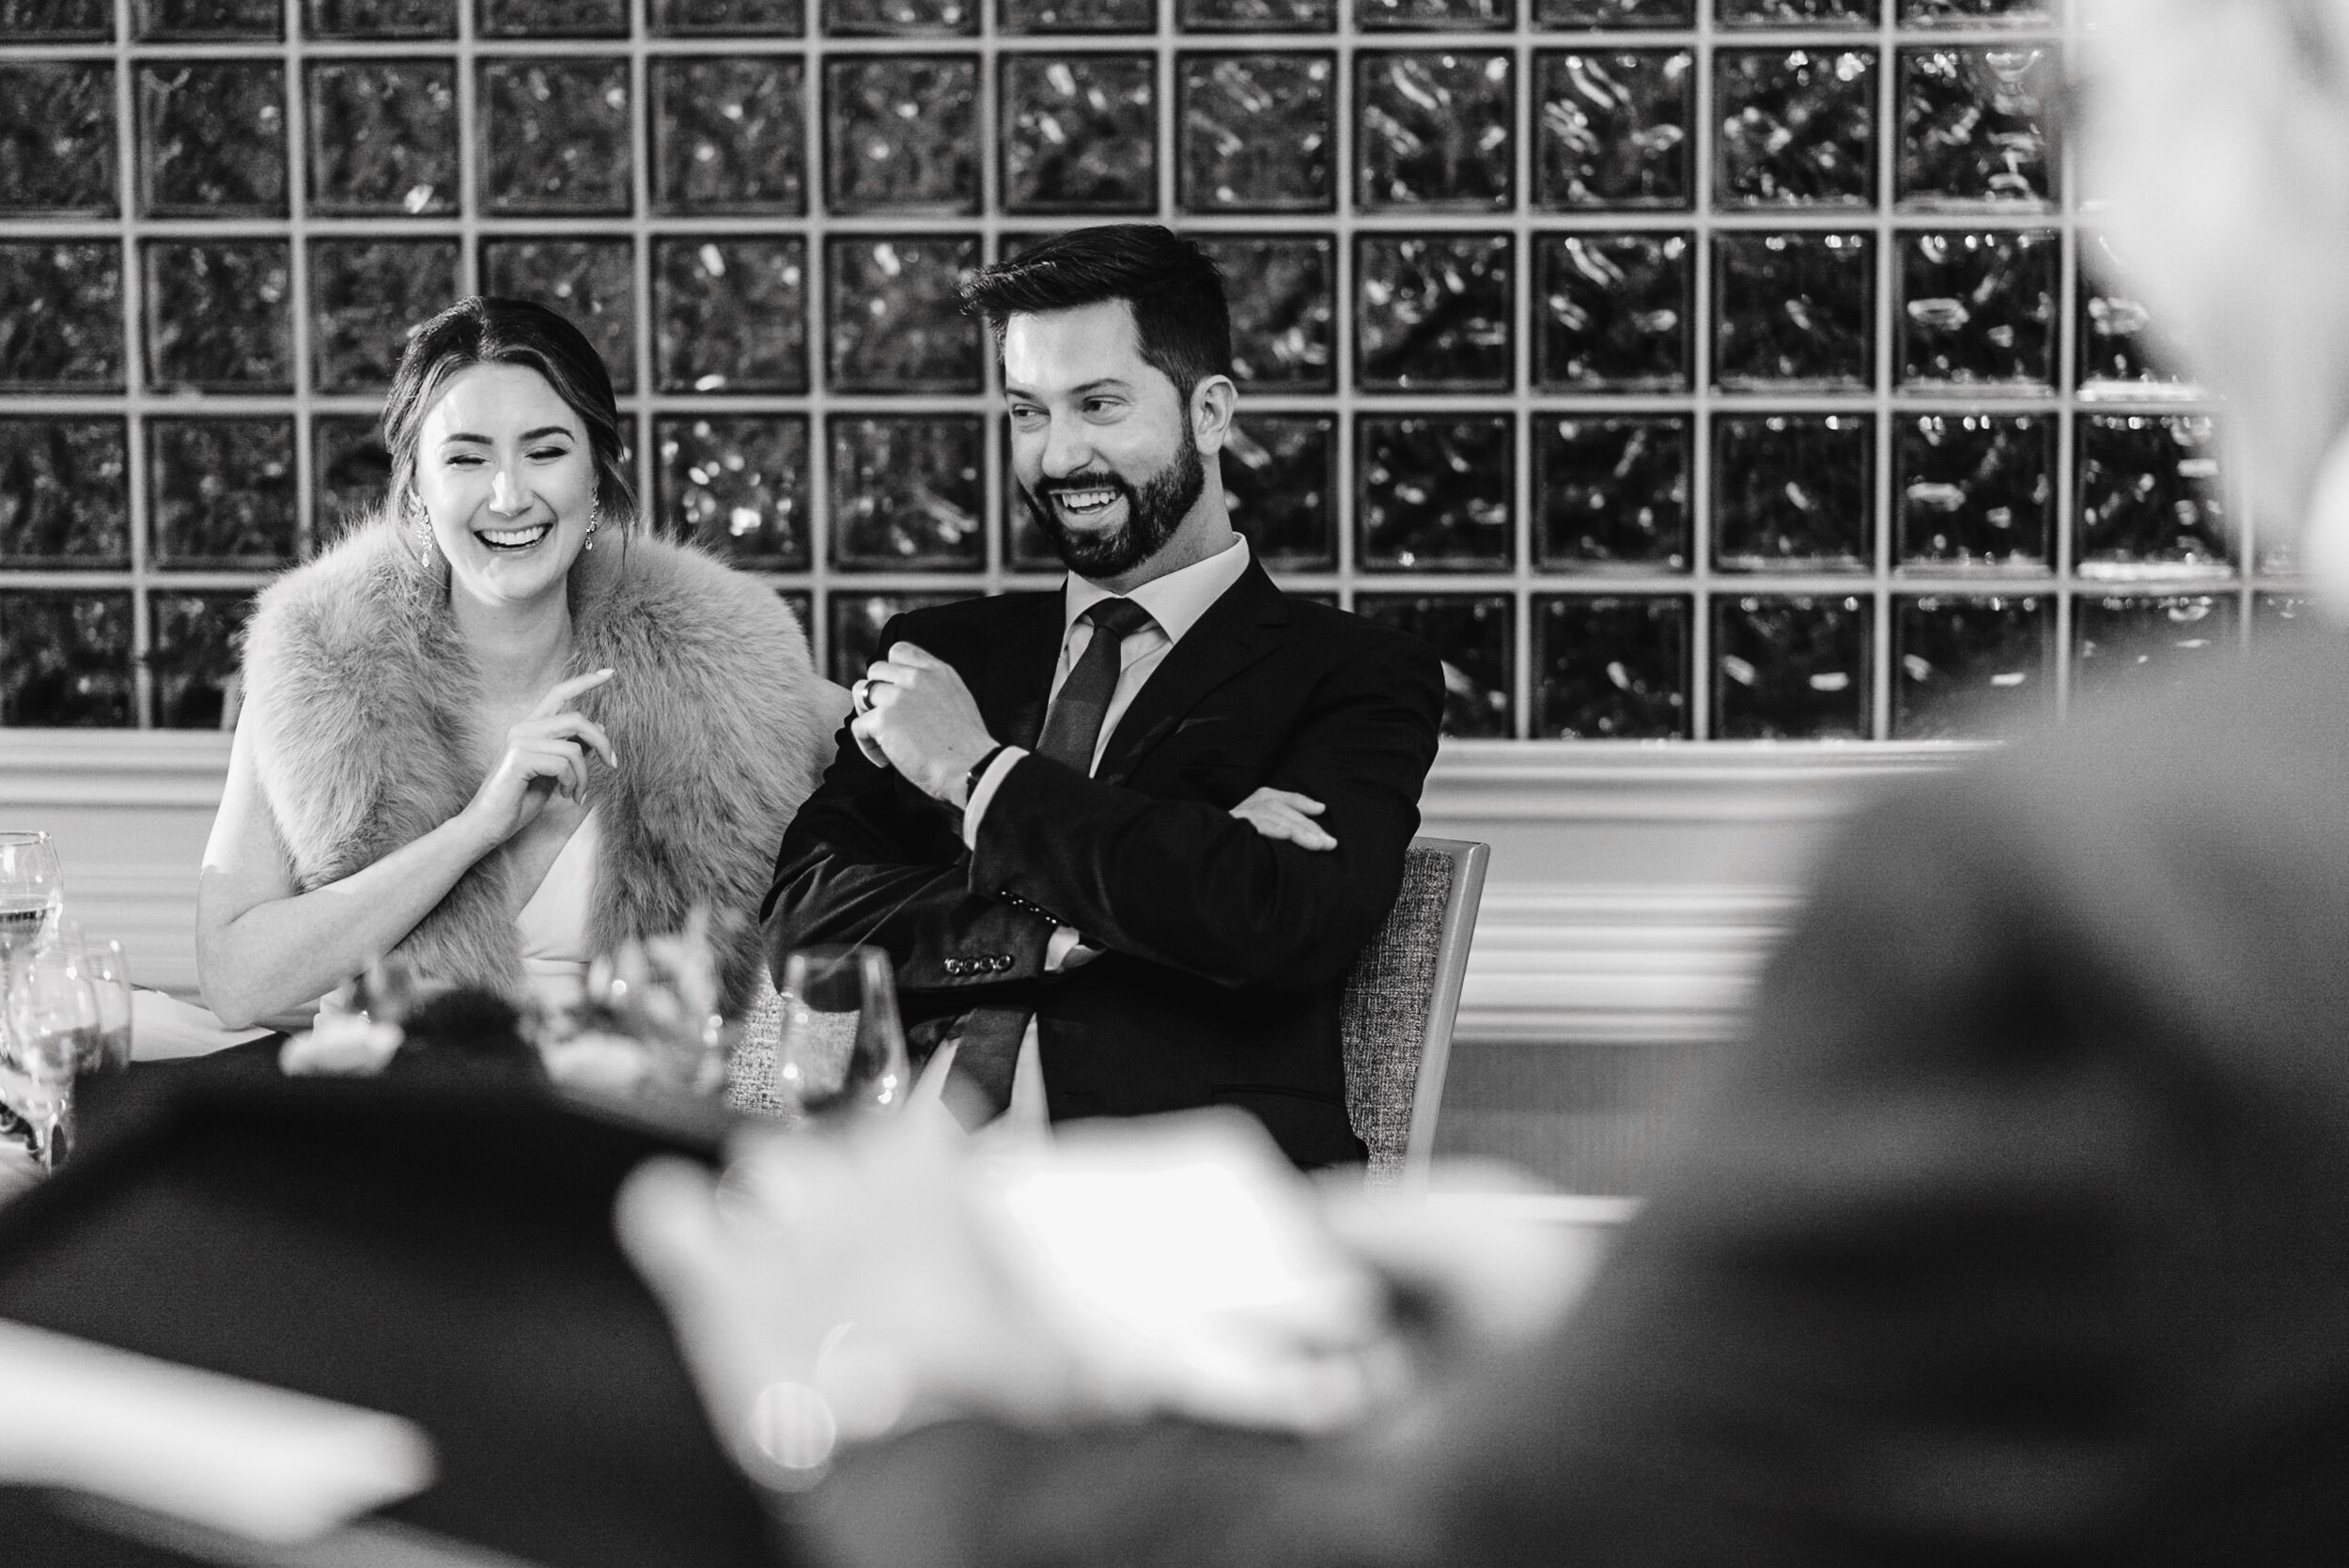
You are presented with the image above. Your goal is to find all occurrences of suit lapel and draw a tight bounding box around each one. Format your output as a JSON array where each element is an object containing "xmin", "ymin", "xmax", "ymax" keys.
[
  {"xmin": 980, "ymin": 591, "xmax": 1066, "ymax": 751},
  {"xmin": 1096, "ymin": 562, "xmax": 1290, "ymax": 787}
]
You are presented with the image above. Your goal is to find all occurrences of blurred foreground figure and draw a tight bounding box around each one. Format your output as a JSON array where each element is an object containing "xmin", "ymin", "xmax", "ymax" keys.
[{"xmin": 626, "ymin": 5, "xmax": 2349, "ymax": 1560}]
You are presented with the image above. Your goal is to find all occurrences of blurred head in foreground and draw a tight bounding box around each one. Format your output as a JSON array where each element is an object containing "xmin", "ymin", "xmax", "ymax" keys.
[{"xmin": 2081, "ymin": 0, "xmax": 2349, "ymax": 604}]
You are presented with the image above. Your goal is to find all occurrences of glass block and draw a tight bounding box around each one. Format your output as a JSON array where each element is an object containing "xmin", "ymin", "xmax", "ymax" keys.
[
  {"xmin": 150, "ymin": 419, "xmax": 298, "ymax": 568},
  {"xmin": 1359, "ymin": 53, "xmax": 1514, "ymax": 211},
  {"xmin": 1713, "ymin": 412, "xmax": 1872, "ymax": 571},
  {"xmin": 0, "ymin": 64, "xmax": 118, "ymax": 217},
  {"xmin": 1715, "ymin": 50, "xmax": 1875, "ymax": 210},
  {"xmin": 306, "ymin": 0, "xmax": 457, "ymax": 35},
  {"xmin": 479, "ymin": 59, "xmax": 631, "ymax": 216},
  {"xmin": 2073, "ymin": 595, "xmax": 2238, "ymax": 703},
  {"xmin": 1197, "ymin": 236, "xmax": 1334, "ymax": 393},
  {"xmin": 1897, "ymin": 228, "xmax": 2057, "ymax": 390},
  {"xmin": 1534, "ymin": 232, "xmax": 1690, "ymax": 392},
  {"xmin": 1535, "ymin": 415, "xmax": 1689, "ymax": 570},
  {"xmin": 1357, "ymin": 415, "xmax": 1513, "ymax": 570},
  {"xmin": 1353, "ymin": 595, "xmax": 1514, "ymax": 737},
  {"xmin": 652, "ymin": 57, "xmax": 806, "ymax": 216},
  {"xmin": 1180, "ymin": 0, "xmax": 1331, "ymax": 28},
  {"xmin": 655, "ymin": 239, "xmax": 809, "ymax": 395},
  {"xmin": 305, "ymin": 61, "xmax": 459, "ymax": 217},
  {"xmin": 481, "ymin": 239, "xmax": 636, "ymax": 394},
  {"xmin": 1003, "ymin": 0, "xmax": 1152, "ymax": 30},
  {"xmin": 1533, "ymin": 595, "xmax": 1689, "ymax": 738},
  {"xmin": 2078, "ymin": 236, "xmax": 2194, "ymax": 398},
  {"xmin": 654, "ymin": 415, "xmax": 812, "ymax": 566},
  {"xmin": 1712, "ymin": 231, "xmax": 1873, "ymax": 391},
  {"xmin": 144, "ymin": 241, "xmax": 292, "ymax": 393},
  {"xmin": 137, "ymin": 63, "xmax": 287, "ymax": 218},
  {"xmin": 1001, "ymin": 54, "xmax": 1157, "ymax": 214},
  {"xmin": 0, "ymin": 592, "xmax": 134, "ymax": 728},
  {"xmin": 1535, "ymin": 49, "xmax": 1691, "ymax": 211},
  {"xmin": 1359, "ymin": 0, "xmax": 1510, "ymax": 29},
  {"xmin": 136, "ymin": 0, "xmax": 279, "ymax": 36},
  {"xmin": 479, "ymin": 0, "xmax": 628, "ymax": 35},
  {"xmin": 1536, "ymin": 0, "xmax": 1690, "ymax": 21},
  {"xmin": 1892, "ymin": 594, "xmax": 2048, "ymax": 737},
  {"xmin": 826, "ymin": 235, "xmax": 982, "ymax": 394},
  {"xmin": 1897, "ymin": 46, "xmax": 2056, "ymax": 209},
  {"xmin": 1895, "ymin": 412, "xmax": 2050, "ymax": 569},
  {"xmin": 310, "ymin": 240, "xmax": 460, "ymax": 396},
  {"xmin": 831, "ymin": 416, "xmax": 985, "ymax": 571},
  {"xmin": 2254, "ymin": 591, "xmax": 2314, "ymax": 634},
  {"xmin": 0, "ymin": 420, "xmax": 129, "ymax": 567},
  {"xmin": 1179, "ymin": 54, "xmax": 1334, "ymax": 215},
  {"xmin": 149, "ymin": 592, "xmax": 252, "ymax": 730},
  {"xmin": 1356, "ymin": 234, "xmax": 1514, "ymax": 393},
  {"xmin": 1713, "ymin": 594, "xmax": 1871, "ymax": 739},
  {"xmin": 1, "ymin": 0, "xmax": 116, "ymax": 39},
  {"xmin": 1718, "ymin": 0, "xmax": 1876, "ymax": 23},
  {"xmin": 824, "ymin": 56, "xmax": 979, "ymax": 214},
  {"xmin": 828, "ymin": 591, "xmax": 978, "ymax": 687},
  {"xmin": 825, "ymin": 0, "xmax": 972, "ymax": 31},
  {"xmin": 0, "ymin": 243, "xmax": 121, "ymax": 392},
  {"xmin": 314, "ymin": 415, "xmax": 391, "ymax": 547},
  {"xmin": 1223, "ymin": 414, "xmax": 1336, "ymax": 569},
  {"xmin": 654, "ymin": 0, "xmax": 803, "ymax": 31},
  {"xmin": 2077, "ymin": 414, "xmax": 2231, "ymax": 581},
  {"xmin": 1898, "ymin": 0, "xmax": 2052, "ymax": 25}
]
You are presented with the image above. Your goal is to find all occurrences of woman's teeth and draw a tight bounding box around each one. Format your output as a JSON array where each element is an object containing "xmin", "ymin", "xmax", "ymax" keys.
[
  {"xmin": 1055, "ymin": 488, "xmax": 1119, "ymax": 517},
  {"xmin": 479, "ymin": 522, "xmax": 553, "ymax": 551}
]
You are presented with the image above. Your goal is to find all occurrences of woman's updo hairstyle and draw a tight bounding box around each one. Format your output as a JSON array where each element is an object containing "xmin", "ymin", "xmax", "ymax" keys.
[{"xmin": 380, "ymin": 297, "xmax": 636, "ymax": 529}]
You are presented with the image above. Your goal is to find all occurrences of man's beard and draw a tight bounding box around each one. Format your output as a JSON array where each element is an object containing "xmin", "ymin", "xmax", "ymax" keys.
[{"xmin": 1023, "ymin": 439, "xmax": 1206, "ymax": 581}]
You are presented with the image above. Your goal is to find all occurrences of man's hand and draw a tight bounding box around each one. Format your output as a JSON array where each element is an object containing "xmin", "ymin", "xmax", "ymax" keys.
[
  {"xmin": 1230, "ymin": 787, "xmax": 1337, "ymax": 851},
  {"xmin": 851, "ymin": 643, "xmax": 997, "ymax": 806}
]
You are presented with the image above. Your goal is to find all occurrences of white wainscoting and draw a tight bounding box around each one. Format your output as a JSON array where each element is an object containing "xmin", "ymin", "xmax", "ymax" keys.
[{"xmin": 1, "ymin": 733, "xmax": 1975, "ymax": 1037}]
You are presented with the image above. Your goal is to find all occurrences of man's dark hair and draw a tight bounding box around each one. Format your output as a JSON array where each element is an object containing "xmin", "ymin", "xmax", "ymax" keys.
[{"xmin": 958, "ymin": 225, "xmax": 1233, "ymax": 404}]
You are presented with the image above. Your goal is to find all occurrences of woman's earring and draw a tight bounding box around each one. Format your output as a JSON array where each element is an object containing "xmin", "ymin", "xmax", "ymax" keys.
[
  {"xmin": 584, "ymin": 495, "xmax": 601, "ymax": 552},
  {"xmin": 406, "ymin": 491, "xmax": 432, "ymax": 561}
]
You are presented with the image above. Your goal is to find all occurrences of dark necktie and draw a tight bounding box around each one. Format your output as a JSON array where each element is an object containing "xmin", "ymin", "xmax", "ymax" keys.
[
  {"xmin": 1034, "ymin": 596, "xmax": 1156, "ymax": 773},
  {"xmin": 947, "ymin": 596, "xmax": 1155, "ymax": 1124}
]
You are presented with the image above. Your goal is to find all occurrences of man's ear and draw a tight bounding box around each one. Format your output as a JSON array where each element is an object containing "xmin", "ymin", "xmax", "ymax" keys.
[{"xmin": 1190, "ymin": 375, "xmax": 1238, "ymax": 456}]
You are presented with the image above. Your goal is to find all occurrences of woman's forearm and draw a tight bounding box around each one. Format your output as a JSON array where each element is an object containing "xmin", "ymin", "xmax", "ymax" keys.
[{"xmin": 196, "ymin": 809, "xmax": 502, "ymax": 1028}]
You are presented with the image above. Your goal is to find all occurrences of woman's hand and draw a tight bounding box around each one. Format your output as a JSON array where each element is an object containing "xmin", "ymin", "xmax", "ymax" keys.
[
  {"xmin": 459, "ymin": 668, "xmax": 619, "ymax": 847},
  {"xmin": 1230, "ymin": 786, "xmax": 1337, "ymax": 851}
]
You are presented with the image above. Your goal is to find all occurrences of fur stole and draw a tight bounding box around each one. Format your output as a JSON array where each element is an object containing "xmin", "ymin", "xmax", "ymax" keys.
[{"xmin": 238, "ymin": 519, "xmax": 844, "ymax": 1014}]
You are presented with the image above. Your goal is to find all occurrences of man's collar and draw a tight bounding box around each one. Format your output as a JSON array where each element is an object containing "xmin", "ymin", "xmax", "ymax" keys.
[{"xmin": 1061, "ymin": 535, "xmax": 1252, "ymax": 646}]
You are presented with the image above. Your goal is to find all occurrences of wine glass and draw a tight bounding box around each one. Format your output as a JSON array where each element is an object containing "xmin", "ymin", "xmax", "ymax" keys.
[
  {"xmin": 0, "ymin": 831, "xmax": 63, "ymax": 964},
  {"xmin": 3, "ymin": 938, "xmax": 99, "ymax": 1171},
  {"xmin": 772, "ymin": 946, "xmax": 909, "ymax": 1122},
  {"xmin": 64, "ymin": 928, "xmax": 133, "ymax": 1073}
]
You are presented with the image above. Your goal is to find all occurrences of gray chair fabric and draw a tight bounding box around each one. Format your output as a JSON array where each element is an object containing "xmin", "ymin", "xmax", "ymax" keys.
[{"xmin": 1339, "ymin": 837, "xmax": 1490, "ymax": 1186}]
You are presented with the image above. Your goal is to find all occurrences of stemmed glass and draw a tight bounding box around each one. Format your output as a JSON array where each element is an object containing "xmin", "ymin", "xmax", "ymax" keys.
[
  {"xmin": 773, "ymin": 945, "xmax": 909, "ymax": 1122},
  {"xmin": 3, "ymin": 939, "xmax": 100, "ymax": 1170},
  {"xmin": 65, "ymin": 929, "xmax": 133, "ymax": 1073}
]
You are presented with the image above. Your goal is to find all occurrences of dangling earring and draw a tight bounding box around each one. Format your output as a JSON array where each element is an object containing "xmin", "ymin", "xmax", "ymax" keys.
[
  {"xmin": 584, "ymin": 494, "xmax": 601, "ymax": 552},
  {"xmin": 406, "ymin": 490, "xmax": 432, "ymax": 562}
]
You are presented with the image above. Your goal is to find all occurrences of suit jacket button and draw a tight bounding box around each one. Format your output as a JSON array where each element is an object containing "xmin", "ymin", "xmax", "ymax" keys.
[
  {"xmin": 990, "ymin": 955, "xmax": 1009, "ymax": 971},
  {"xmin": 944, "ymin": 957, "xmax": 965, "ymax": 976}
]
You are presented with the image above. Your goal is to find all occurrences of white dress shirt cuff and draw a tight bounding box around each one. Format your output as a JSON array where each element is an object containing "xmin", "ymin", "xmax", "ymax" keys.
[{"xmin": 959, "ymin": 745, "xmax": 1028, "ymax": 851}]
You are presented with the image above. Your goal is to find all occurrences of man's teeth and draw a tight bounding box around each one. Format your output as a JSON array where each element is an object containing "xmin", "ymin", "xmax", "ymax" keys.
[
  {"xmin": 1055, "ymin": 489, "xmax": 1118, "ymax": 515},
  {"xmin": 479, "ymin": 523, "xmax": 552, "ymax": 549}
]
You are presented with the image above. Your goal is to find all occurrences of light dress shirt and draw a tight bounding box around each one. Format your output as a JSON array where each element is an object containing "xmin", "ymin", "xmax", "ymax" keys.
[{"xmin": 910, "ymin": 535, "xmax": 1255, "ymax": 1134}]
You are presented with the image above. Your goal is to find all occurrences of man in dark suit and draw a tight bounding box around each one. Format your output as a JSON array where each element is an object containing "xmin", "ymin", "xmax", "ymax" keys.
[{"xmin": 764, "ymin": 225, "xmax": 1443, "ymax": 1168}]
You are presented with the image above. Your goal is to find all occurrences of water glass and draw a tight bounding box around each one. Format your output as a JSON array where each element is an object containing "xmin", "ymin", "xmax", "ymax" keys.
[
  {"xmin": 65, "ymin": 929, "xmax": 133, "ymax": 1073},
  {"xmin": 773, "ymin": 946, "xmax": 909, "ymax": 1121},
  {"xmin": 3, "ymin": 939, "xmax": 99, "ymax": 1171}
]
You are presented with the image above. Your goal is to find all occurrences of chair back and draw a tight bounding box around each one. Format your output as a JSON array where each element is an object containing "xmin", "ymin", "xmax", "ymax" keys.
[{"xmin": 1340, "ymin": 836, "xmax": 1489, "ymax": 1187}]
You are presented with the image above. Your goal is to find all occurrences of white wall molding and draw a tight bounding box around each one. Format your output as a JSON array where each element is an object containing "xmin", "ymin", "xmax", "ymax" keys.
[{"xmin": 2, "ymin": 732, "xmax": 1980, "ymax": 1032}]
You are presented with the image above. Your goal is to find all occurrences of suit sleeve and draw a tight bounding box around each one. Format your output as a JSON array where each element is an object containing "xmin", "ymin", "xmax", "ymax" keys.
[
  {"xmin": 795, "ymin": 769, "xmax": 2167, "ymax": 1567},
  {"xmin": 965, "ymin": 629, "xmax": 1444, "ymax": 991},
  {"xmin": 763, "ymin": 616, "xmax": 1056, "ymax": 995}
]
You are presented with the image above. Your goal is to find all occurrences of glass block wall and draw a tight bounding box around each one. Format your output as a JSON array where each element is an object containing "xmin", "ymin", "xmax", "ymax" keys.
[{"xmin": 0, "ymin": 0, "xmax": 2287, "ymax": 737}]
